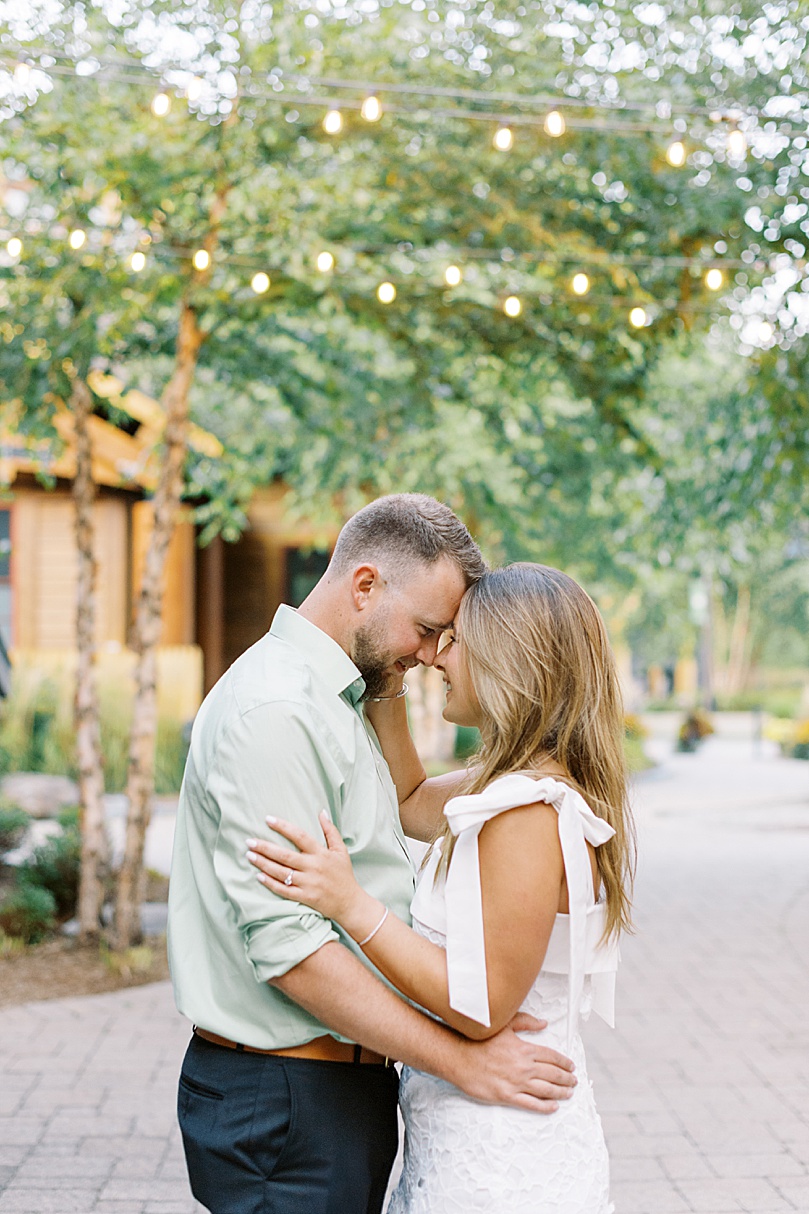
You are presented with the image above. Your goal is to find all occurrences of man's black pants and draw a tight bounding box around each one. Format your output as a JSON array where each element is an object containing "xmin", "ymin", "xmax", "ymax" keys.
[{"xmin": 178, "ymin": 1034, "xmax": 400, "ymax": 1214}]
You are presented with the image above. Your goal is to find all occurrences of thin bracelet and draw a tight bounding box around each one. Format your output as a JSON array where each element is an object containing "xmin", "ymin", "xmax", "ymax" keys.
[
  {"xmin": 358, "ymin": 907, "xmax": 389, "ymax": 948},
  {"xmin": 366, "ymin": 682, "xmax": 409, "ymax": 704}
]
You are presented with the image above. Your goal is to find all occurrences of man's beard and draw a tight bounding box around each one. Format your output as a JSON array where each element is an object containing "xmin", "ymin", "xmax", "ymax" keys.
[{"xmin": 352, "ymin": 619, "xmax": 397, "ymax": 702}]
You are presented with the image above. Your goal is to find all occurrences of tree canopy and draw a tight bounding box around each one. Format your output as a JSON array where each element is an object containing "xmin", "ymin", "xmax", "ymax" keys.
[{"xmin": 2, "ymin": 0, "xmax": 809, "ymax": 634}]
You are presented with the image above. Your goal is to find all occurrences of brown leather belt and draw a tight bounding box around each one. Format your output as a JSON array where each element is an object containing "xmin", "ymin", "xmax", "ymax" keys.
[{"xmin": 193, "ymin": 1027, "xmax": 392, "ymax": 1066}]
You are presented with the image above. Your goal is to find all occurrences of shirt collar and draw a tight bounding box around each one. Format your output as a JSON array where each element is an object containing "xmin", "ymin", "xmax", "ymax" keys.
[{"xmin": 269, "ymin": 604, "xmax": 366, "ymax": 707}]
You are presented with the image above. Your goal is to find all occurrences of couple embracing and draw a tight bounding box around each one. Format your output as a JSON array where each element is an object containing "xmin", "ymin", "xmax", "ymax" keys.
[{"xmin": 168, "ymin": 493, "xmax": 634, "ymax": 1214}]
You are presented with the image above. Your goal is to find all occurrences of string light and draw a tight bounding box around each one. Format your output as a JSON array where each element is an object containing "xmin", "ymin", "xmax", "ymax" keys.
[
  {"xmin": 544, "ymin": 110, "xmax": 565, "ymax": 138},
  {"xmin": 69, "ymin": 228, "xmax": 86, "ymax": 250},
  {"xmin": 629, "ymin": 306, "xmax": 647, "ymax": 328},
  {"xmin": 186, "ymin": 76, "xmax": 204, "ymax": 102},
  {"xmin": 361, "ymin": 95, "xmax": 382, "ymax": 122},
  {"xmin": 130, "ymin": 251, "xmax": 146, "ymax": 271},
  {"xmin": 6, "ymin": 237, "xmax": 22, "ymax": 258},
  {"xmin": 705, "ymin": 268, "xmax": 724, "ymax": 291},
  {"xmin": 251, "ymin": 271, "xmax": 270, "ymax": 293},
  {"xmin": 503, "ymin": 295, "xmax": 522, "ymax": 317},
  {"xmin": 323, "ymin": 109, "xmax": 343, "ymax": 134},
  {"xmin": 13, "ymin": 62, "xmax": 31, "ymax": 87},
  {"xmin": 758, "ymin": 320, "xmax": 774, "ymax": 342},
  {"xmin": 571, "ymin": 272, "xmax": 590, "ymax": 296},
  {"xmin": 493, "ymin": 126, "xmax": 513, "ymax": 151},
  {"xmin": 316, "ymin": 251, "xmax": 335, "ymax": 272},
  {"xmin": 444, "ymin": 265, "xmax": 463, "ymax": 286},
  {"xmin": 192, "ymin": 249, "xmax": 210, "ymax": 271},
  {"xmin": 666, "ymin": 140, "xmax": 687, "ymax": 167},
  {"xmin": 727, "ymin": 128, "xmax": 746, "ymax": 158},
  {"xmin": 151, "ymin": 91, "xmax": 171, "ymax": 117},
  {"xmin": 377, "ymin": 281, "xmax": 396, "ymax": 303}
]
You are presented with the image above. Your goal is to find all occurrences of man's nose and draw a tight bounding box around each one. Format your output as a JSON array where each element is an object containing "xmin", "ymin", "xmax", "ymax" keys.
[{"xmin": 415, "ymin": 635, "xmax": 442, "ymax": 667}]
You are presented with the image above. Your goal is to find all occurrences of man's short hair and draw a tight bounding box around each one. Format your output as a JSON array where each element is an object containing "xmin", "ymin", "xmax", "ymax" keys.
[{"xmin": 329, "ymin": 494, "xmax": 486, "ymax": 587}]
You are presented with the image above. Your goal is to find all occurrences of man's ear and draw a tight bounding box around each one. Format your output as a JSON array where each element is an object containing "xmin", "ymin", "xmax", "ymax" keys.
[{"xmin": 350, "ymin": 563, "xmax": 384, "ymax": 611}]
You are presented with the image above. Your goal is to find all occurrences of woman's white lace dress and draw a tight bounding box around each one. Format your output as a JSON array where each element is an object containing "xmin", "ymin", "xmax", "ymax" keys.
[{"xmin": 387, "ymin": 774, "xmax": 618, "ymax": 1214}]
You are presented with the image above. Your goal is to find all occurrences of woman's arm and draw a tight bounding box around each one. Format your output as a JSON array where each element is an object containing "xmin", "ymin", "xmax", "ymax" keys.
[
  {"xmin": 364, "ymin": 695, "xmax": 466, "ymax": 841},
  {"xmin": 247, "ymin": 802, "xmax": 564, "ymax": 1039}
]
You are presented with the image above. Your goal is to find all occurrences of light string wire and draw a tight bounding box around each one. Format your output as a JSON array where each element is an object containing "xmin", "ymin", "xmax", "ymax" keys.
[
  {"xmin": 3, "ymin": 233, "xmax": 791, "ymax": 328},
  {"xmin": 2, "ymin": 51, "xmax": 794, "ymax": 139},
  {"xmin": 3, "ymin": 53, "xmax": 806, "ymax": 329}
]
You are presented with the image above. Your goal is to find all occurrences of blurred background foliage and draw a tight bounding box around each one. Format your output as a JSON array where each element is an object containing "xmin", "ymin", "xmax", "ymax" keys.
[{"xmin": 1, "ymin": 0, "xmax": 809, "ymax": 704}]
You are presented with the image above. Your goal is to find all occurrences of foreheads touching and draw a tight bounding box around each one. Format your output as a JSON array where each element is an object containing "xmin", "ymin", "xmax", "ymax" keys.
[{"xmin": 327, "ymin": 494, "xmax": 485, "ymax": 696}]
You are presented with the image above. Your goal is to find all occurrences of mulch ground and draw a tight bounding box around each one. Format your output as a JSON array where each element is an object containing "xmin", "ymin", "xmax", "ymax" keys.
[{"xmin": 0, "ymin": 934, "xmax": 171, "ymax": 1008}]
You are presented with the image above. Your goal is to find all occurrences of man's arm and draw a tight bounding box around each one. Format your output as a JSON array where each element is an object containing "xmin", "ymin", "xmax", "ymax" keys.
[{"xmin": 272, "ymin": 941, "xmax": 577, "ymax": 1114}]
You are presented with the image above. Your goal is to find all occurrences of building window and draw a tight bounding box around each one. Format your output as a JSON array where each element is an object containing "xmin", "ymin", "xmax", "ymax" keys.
[
  {"xmin": 0, "ymin": 508, "xmax": 11, "ymax": 649},
  {"xmin": 285, "ymin": 547, "xmax": 331, "ymax": 608}
]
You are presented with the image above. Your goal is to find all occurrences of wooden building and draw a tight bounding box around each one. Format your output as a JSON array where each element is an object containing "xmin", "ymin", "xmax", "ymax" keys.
[{"xmin": 1, "ymin": 378, "xmax": 337, "ymax": 715}]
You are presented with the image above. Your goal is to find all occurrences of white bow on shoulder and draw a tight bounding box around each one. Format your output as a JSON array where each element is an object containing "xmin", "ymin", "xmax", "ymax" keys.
[{"xmin": 443, "ymin": 774, "xmax": 618, "ymax": 1051}]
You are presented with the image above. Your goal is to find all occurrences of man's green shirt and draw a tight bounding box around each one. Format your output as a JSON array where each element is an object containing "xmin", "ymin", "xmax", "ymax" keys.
[{"xmin": 168, "ymin": 605, "xmax": 416, "ymax": 1049}]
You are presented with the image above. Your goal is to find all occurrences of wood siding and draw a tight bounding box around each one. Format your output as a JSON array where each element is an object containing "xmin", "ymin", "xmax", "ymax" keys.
[
  {"xmin": 12, "ymin": 489, "xmax": 129, "ymax": 649},
  {"xmin": 221, "ymin": 483, "xmax": 339, "ymax": 670}
]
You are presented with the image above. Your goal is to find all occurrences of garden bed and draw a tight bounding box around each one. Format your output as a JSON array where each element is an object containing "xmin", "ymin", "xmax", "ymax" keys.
[{"xmin": 0, "ymin": 933, "xmax": 170, "ymax": 1007}]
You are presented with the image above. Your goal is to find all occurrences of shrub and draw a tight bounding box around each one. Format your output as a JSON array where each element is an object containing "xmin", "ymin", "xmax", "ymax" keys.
[
  {"xmin": 791, "ymin": 719, "xmax": 809, "ymax": 760},
  {"xmin": 0, "ymin": 883, "xmax": 57, "ymax": 944},
  {"xmin": 155, "ymin": 717, "xmax": 191, "ymax": 794},
  {"xmin": 19, "ymin": 807, "xmax": 81, "ymax": 920},
  {"xmin": 624, "ymin": 714, "xmax": 649, "ymax": 741},
  {"xmin": 677, "ymin": 708, "xmax": 715, "ymax": 752},
  {"xmin": 0, "ymin": 803, "xmax": 29, "ymax": 856},
  {"xmin": 0, "ymin": 664, "xmax": 190, "ymax": 794}
]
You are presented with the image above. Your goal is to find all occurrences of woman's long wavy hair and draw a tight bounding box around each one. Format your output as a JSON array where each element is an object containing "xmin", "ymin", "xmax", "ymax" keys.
[{"xmin": 434, "ymin": 563, "xmax": 635, "ymax": 941}]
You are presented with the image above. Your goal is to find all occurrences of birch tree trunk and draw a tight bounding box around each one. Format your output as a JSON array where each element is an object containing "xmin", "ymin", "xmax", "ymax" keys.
[
  {"xmin": 112, "ymin": 302, "xmax": 204, "ymax": 950},
  {"xmin": 71, "ymin": 376, "xmax": 109, "ymax": 941}
]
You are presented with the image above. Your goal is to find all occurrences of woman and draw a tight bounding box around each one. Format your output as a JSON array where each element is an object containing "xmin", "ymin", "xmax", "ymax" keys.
[{"xmin": 247, "ymin": 563, "xmax": 635, "ymax": 1213}]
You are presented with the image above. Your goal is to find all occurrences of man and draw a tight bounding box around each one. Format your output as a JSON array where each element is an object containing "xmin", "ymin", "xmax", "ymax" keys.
[{"xmin": 169, "ymin": 494, "xmax": 575, "ymax": 1214}]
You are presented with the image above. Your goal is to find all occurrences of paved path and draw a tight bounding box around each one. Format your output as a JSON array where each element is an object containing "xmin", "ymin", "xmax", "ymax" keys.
[
  {"xmin": 584, "ymin": 729, "xmax": 809, "ymax": 1213},
  {"xmin": 0, "ymin": 722, "xmax": 807, "ymax": 1213}
]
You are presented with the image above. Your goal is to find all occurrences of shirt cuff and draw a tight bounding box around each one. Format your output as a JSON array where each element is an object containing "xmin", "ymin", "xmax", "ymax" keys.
[{"xmin": 245, "ymin": 913, "xmax": 340, "ymax": 982}]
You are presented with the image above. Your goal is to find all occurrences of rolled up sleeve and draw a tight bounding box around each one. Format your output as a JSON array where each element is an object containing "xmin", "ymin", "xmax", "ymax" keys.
[{"xmin": 207, "ymin": 700, "xmax": 344, "ymax": 982}]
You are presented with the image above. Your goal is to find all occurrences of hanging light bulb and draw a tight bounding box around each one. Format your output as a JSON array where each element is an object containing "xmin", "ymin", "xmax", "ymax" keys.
[
  {"xmin": 6, "ymin": 237, "xmax": 22, "ymax": 258},
  {"xmin": 571, "ymin": 273, "xmax": 590, "ymax": 296},
  {"xmin": 186, "ymin": 76, "xmax": 204, "ymax": 102},
  {"xmin": 377, "ymin": 281, "xmax": 396, "ymax": 303},
  {"xmin": 503, "ymin": 295, "xmax": 522, "ymax": 317},
  {"xmin": 666, "ymin": 140, "xmax": 687, "ymax": 167},
  {"xmin": 323, "ymin": 109, "xmax": 343, "ymax": 134},
  {"xmin": 493, "ymin": 126, "xmax": 513, "ymax": 151},
  {"xmin": 130, "ymin": 251, "xmax": 146, "ymax": 272},
  {"xmin": 361, "ymin": 95, "xmax": 382, "ymax": 122},
  {"xmin": 251, "ymin": 271, "xmax": 270, "ymax": 294},
  {"xmin": 705, "ymin": 268, "xmax": 724, "ymax": 291},
  {"xmin": 444, "ymin": 265, "xmax": 463, "ymax": 287},
  {"xmin": 544, "ymin": 110, "xmax": 565, "ymax": 137},
  {"xmin": 151, "ymin": 91, "xmax": 171, "ymax": 117},
  {"xmin": 727, "ymin": 128, "xmax": 746, "ymax": 159},
  {"xmin": 316, "ymin": 251, "xmax": 335, "ymax": 273},
  {"xmin": 629, "ymin": 306, "xmax": 647, "ymax": 328},
  {"xmin": 69, "ymin": 228, "xmax": 86, "ymax": 250},
  {"xmin": 192, "ymin": 248, "xmax": 210, "ymax": 271}
]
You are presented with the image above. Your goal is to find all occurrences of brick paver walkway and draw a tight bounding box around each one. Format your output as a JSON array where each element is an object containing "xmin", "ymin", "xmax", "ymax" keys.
[
  {"xmin": 584, "ymin": 731, "xmax": 809, "ymax": 1213},
  {"xmin": 0, "ymin": 724, "xmax": 807, "ymax": 1213},
  {"xmin": 0, "ymin": 981, "xmax": 201, "ymax": 1214}
]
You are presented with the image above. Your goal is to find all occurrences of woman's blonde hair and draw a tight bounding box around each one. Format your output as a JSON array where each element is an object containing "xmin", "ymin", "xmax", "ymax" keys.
[{"xmin": 435, "ymin": 563, "xmax": 635, "ymax": 941}]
